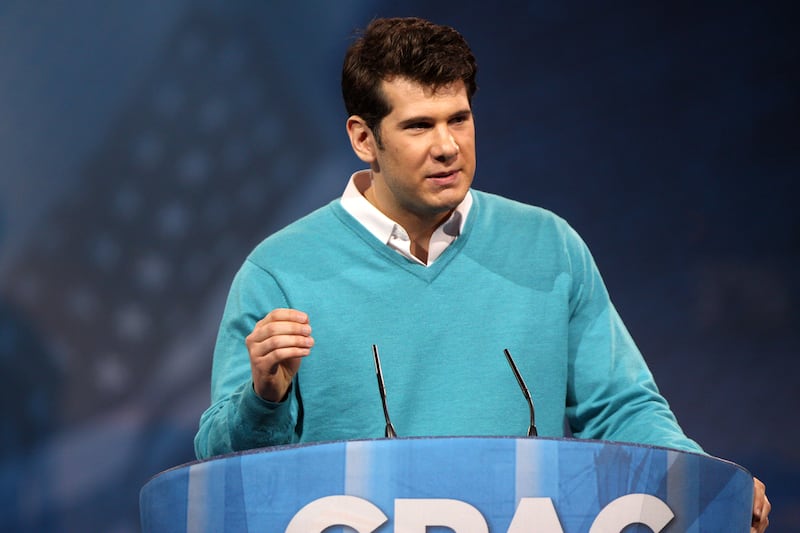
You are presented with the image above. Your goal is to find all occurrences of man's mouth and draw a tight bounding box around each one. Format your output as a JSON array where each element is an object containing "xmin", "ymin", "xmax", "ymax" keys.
[{"xmin": 428, "ymin": 170, "xmax": 459, "ymax": 180}]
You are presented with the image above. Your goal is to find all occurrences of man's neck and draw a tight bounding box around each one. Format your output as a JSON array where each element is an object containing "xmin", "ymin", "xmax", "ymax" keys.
[
  {"xmin": 361, "ymin": 180, "xmax": 451, "ymax": 263},
  {"xmin": 404, "ymin": 210, "xmax": 454, "ymax": 263}
]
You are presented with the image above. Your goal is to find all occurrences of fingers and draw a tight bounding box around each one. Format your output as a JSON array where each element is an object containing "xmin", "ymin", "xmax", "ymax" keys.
[
  {"xmin": 751, "ymin": 477, "xmax": 770, "ymax": 533},
  {"xmin": 247, "ymin": 308, "xmax": 315, "ymax": 402},
  {"xmin": 248, "ymin": 309, "xmax": 313, "ymax": 354},
  {"xmin": 266, "ymin": 308, "xmax": 310, "ymax": 325}
]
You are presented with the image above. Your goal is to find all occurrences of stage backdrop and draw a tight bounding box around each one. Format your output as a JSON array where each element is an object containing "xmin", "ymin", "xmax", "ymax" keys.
[{"xmin": 0, "ymin": 1, "xmax": 797, "ymax": 531}]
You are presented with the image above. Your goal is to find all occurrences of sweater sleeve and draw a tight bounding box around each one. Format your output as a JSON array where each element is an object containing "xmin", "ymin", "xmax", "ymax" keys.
[
  {"xmin": 194, "ymin": 259, "xmax": 301, "ymax": 459},
  {"xmin": 562, "ymin": 227, "xmax": 704, "ymax": 454}
]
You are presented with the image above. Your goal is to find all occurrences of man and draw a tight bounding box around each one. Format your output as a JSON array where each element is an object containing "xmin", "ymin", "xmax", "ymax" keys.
[{"xmin": 194, "ymin": 17, "xmax": 769, "ymax": 531}]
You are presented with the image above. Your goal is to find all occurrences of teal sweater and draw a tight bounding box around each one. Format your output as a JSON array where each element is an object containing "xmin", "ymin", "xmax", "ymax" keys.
[{"xmin": 195, "ymin": 190, "xmax": 702, "ymax": 459}]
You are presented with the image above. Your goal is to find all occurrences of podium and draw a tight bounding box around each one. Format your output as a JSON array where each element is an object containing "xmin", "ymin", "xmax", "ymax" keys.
[{"xmin": 140, "ymin": 437, "xmax": 753, "ymax": 532}]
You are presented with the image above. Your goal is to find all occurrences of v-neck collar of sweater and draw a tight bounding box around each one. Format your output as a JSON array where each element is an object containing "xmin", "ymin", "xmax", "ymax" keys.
[{"xmin": 330, "ymin": 193, "xmax": 480, "ymax": 282}]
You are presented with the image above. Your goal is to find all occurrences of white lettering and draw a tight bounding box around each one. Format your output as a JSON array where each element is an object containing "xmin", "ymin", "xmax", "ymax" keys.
[
  {"xmin": 395, "ymin": 498, "xmax": 488, "ymax": 532},
  {"xmin": 507, "ymin": 498, "xmax": 564, "ymax": 533},
  {"xmin": 284, "ymin": 495, "xmax": 387, "ymax": 533},
  {"xmin": 589, "ymin": 493, "xmax": 674, "ymax": 533},
  {"xmin": 284, "ymin": 494, "xmax": 675, "ymax": 532}
]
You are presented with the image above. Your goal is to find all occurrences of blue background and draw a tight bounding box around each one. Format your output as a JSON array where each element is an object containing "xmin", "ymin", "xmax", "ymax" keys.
[{"xmin": 0, "ymin": 1, "xmax": 797, "ymax": 531}]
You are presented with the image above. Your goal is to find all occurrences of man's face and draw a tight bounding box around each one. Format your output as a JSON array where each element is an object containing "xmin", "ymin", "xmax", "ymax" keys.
[{"xmin": 366, "ymin": 77, "xmax": 476, "ymax": 229}]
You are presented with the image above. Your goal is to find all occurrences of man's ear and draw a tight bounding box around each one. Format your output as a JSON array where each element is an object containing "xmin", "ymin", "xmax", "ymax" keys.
[{"xmin": 346, "ymin": 116, "xmax": 378, "ymax": 164}]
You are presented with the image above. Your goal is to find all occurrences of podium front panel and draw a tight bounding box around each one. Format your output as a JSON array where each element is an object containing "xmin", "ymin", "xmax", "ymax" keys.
[{"xmin": 140, "ymin": 437, "xmax": 753, "ymax": 532}]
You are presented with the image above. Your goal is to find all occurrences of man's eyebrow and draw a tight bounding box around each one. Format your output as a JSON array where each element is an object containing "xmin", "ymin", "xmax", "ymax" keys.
[
  {"xmin": 396, "ymin": 115, "xmax": 433, "ymax": 127},
  {"xmin": 396, "ymin": 109, "xmax": 472, "ymax": 127}
]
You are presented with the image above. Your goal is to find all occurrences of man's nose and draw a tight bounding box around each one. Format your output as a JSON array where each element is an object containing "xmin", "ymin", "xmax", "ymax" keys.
[{"xmin": 431, "ymin": 127, "xmax": 460, "ymax": 161}]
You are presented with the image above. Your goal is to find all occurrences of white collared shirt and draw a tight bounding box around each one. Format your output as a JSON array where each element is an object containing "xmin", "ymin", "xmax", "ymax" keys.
[{"xmin": 340, "ymin": 169, "xmax": 473, "ymax": 266}]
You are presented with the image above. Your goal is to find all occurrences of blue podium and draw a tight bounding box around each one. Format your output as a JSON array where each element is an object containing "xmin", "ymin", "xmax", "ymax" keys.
[{"xmin": 140, "ymin": 437, "xmax": 753, "ymax": 532}]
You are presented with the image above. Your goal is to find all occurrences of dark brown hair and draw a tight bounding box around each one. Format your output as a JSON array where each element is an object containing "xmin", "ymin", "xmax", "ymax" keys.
[{"xmin": 342, "ymin": 17, "xmax": 478, "ymax": 145}]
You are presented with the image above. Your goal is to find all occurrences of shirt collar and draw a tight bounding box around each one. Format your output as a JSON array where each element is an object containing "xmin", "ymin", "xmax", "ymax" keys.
[{"xmin": 340, "ymin": 169, "xmax": 473, "ymax": 265}]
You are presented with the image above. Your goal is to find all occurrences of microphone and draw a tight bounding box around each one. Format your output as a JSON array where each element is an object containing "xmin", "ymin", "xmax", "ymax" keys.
[
  {"xmin": 503, "ymin": 349, "xmax": 538, "ymax": 437},
  {"xmin": 372, "ymin": 344, "xmax": 397, "ymax": 438}
]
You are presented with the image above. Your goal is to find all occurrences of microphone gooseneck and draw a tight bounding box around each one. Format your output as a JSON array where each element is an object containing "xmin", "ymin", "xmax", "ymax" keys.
[
  {"xmin": 503, "ymin": 349, "xmax": 538, "ymax": 437},
  {"xmin": 372, "ymin": 344, "xmax": 397, "ymax": 438}
]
